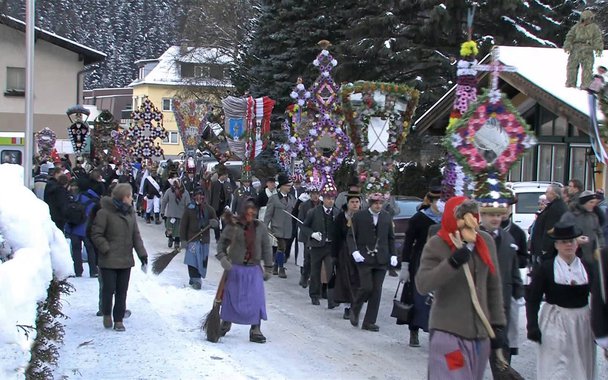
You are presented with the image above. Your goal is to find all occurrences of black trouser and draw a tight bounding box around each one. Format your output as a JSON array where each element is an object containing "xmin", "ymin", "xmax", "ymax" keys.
[
  {"xmin": 352, "ymin": 264, "xmax": 387, "ymax": 325},
  {"xmin": 69, "ymin": 234, "xmax": 84, "ymax": 277},
  {"xmin": 188, "ymin": 265, "xmax": 201, "ymax": 279},
  {"xmin": 83, "ymin": 236, "xmax": 98, "ymax": 276},
  {"xmin": 309, "ymin": 245, "xmax": 333, "ymax": 299},
  {"xmin": 300, "ymin": 246, "xmax": 311, "ymax": 279},
  {"xmin": 100, "ymin": 268, "xmax": 131, "ymax": 322}
]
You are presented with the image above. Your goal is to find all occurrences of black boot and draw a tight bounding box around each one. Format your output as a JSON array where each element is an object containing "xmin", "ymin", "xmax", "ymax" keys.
[
  {"xmin": 168, "ymin": 237, "xmax": 173, "ymax": 248},
  {"xmin": 342, "ymin": 307, "xmax": 350, "ymax": 320},
  {"xmin": 154, "ymin": 213, "xmax": 161, "ymax": 224},
  {"xmin": 249, "ymin": 324, "xmax": 266, "ymax": 343},
  {"xmin": 146, "ymin": 213, "xmax": 152, "ymax": 224},
  {"xmin": 220, "ymin": 320, "xmax": 232, "ymax": 337},
  {"xmin": 321, "ymin": 283, "xmax": 328, "ymax": 299},
  {"xmin": 409, "ymin": 329, "xmax": 420, "ymax": 347},
  {"xmin": 174, "ymin": 237, "xmax": 180, "ymax": 250}
]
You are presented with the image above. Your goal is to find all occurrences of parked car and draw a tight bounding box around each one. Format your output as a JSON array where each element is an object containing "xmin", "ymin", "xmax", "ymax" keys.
[
  {"xmin": 392, "ymin": 196, "xmax": 423, "ymax": 252},
  {"xmin": 507, "ymin": 181, "xmax": 562, "ymax": 237}
]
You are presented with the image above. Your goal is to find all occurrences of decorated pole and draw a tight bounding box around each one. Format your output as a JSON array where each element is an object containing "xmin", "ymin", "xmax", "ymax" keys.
[
  {"xmin": 66, "ymin": 105, "xmax": 91, "ymax": 156},
  {"xmin": 126, "ymin": 97, "xmax": 167, "ymax": 160}
]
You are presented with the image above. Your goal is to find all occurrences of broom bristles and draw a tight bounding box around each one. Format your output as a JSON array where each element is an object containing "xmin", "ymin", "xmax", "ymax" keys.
[
  {"xmin": 202, "ymin": 301, "xmax": 222, "ymax": 343},
  {"xmin": 151, "ymin": 249, "xmax": 179, "ymax": 275}
]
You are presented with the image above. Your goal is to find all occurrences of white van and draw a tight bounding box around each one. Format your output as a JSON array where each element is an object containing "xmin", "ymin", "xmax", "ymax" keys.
[{"xmin": 507, "ymin": 181, "xmax": 563, "ymax": 237}]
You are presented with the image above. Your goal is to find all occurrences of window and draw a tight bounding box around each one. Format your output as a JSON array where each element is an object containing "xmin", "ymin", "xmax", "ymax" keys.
[
  {"xmin": 5, "ymin": 67, "xmax": 25, "ymax": 95},
  {"xmin": 194, "ymin": 65, "xmax": 210, "ymax": 78},
  {"xmin": 1, "ymin": 150, "xmax": 22, "ymax": 164},
  {"xmin": 138, "ymin": 66, "xmax": 146, "ymax": 80},
  {"xmin": 163, "ymin": 131, "xmax": 179, "ymax": 145},
  {"xmin": 162, "ymin": 98, "xmax": 173, "ymax": 112},
  {"xmin": 537, "ymin": 144, "xmax": 566, "ymax": 183}
]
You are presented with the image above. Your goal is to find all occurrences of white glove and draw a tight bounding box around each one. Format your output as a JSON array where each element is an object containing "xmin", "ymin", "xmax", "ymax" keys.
[
  {"xmin": 141, "ymin": 264, "xmax": 148, "ymax": 274},
  {"xmin": 390, "ymin": 255, "xmax": 398, "ymax": 267},
  {"xmin": 298, "ymin": 193, "xmax": 310, "ymax": 202},
  {"xmin": 399, "ymin": 263, "xmax": 410, "ymax": 283},
  {"xmin": 311, "ymin": 232, "xmax": 322, "ymax": 241},
  {"xmin": 352, "ymin": 251, "xmax": 365, "ymax": 263}
]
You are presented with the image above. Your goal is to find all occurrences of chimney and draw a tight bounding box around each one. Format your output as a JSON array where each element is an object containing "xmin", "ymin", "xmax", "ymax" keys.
[{"xmin": 179, "ymin": 39, "xmax": 190, "ymax": 55}]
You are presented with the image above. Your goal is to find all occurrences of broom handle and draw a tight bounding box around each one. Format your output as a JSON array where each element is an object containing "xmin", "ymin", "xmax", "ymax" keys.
[
  {"xmin": 215, "ymin": 270, "xmax": 228, "ymax": 302},
  {"xmin": 186, "ymin": 225, "xmax": 211, "ymax": 244}
]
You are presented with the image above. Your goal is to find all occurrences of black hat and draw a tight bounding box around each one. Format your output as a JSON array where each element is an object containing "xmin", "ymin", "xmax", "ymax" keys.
[
  {"xmin": 548, "ymin": 221, "xmax": 583, "ymax": 240},
  {"xmin": 277, "ymin": 173, "xmax": 292, "ymax": 187},
  {"xmin": 346, "ymin": 192, "xmax": 361, "ymax": 202},
  {"xmin": 428, "ymin": 178, "xmax": 442, "ymax": 196}
]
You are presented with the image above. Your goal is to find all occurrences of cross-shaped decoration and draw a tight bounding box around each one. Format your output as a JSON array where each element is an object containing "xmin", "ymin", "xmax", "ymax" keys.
[{"xmin": 473, "ymin": 47, "xmax": 517, "ymax": 103}]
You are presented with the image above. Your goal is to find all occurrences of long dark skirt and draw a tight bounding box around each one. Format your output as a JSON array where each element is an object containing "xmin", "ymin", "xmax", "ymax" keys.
[
  {"xmin": 333, "ymin": 245, "xmax": 360, "ymax": 304},
  {"xmin": 220, "ymin": 264, "xmax": 267, "ymax": 325}
]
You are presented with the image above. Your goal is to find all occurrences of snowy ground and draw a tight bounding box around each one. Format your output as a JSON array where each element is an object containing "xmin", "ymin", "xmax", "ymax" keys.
[{"xmin": 55, "ymin": 219, "xmax": 608, "ymax": 380}]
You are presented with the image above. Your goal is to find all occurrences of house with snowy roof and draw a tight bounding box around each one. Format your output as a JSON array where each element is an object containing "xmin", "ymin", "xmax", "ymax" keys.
[
  {"xmin": 129, "ymin": 45, "xmax": 235, "ymax": 157},
  {"xmin": 0, "ymin": 14, "xmax": 105, "ymax": 159},
  {"xmin": 414, "ymin": 45, "xmax": 608, "ymax": 191}
]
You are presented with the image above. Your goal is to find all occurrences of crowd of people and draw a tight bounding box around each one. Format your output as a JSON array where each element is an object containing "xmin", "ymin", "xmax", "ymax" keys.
[{"xmin": 35, "ymin": 154, "xmax": 608, "ymax": 378}]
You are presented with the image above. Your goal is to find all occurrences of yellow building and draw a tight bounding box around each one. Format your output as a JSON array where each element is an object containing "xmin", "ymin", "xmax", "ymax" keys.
[{"xmin": 129, "ymin": 46, "xmax": 234, "ymax": 158}]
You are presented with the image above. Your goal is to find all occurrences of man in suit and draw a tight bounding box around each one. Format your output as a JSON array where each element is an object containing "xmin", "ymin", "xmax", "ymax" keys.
[
  {"xmin": 208, "ymin": 164, "xmax": 233, "ymax": 240},
  {"xmin": 297, "ymin": 187, "xmax": 322, "ymax": 288},
  {"xmin": 264, "ymin": 173, "xmax": 296, "ymax": 278},
  {"xmin": 232, "ymin": 168, "xmax": 257, "ymax": 214},
  {"xmin": 348, "ymin": 193, "xmax": 398, "ymax": 332},
  {"xmin": 301, "ymin": 180, "xmax": 339, "ymax": 308}
]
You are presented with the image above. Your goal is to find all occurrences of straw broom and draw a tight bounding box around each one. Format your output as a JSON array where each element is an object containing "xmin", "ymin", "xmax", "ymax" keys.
[
  {"xmin": 152, "ymin": 226, "xmax": 210, "ymax": 275},
  {"xmin": 202, "ymin": 270, "xmax": 228, "ymax": 342}
]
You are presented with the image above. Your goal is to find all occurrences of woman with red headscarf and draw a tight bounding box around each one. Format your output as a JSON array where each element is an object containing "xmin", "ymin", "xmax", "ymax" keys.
[{"xmin": 416, "ymin": 197, "xmax": 506, "ymax": 379}]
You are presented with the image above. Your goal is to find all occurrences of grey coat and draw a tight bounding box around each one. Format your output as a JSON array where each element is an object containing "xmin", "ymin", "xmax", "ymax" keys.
[
  {"xmin": 416, "ymin": 231, "xmax": 506, "ymax": 339},
  {"xmin": 91, "ymin": 197, "xmax": 147, "ymax": 269},
  {"xmin": 161, "ymin": 188, "xmax": 191, "ymax": 219},
  {"xmin": 216, "ymin": 219, "xmax": 273, "ymax": 267},
  {"xmin": 560, "ymin": 203, "xmax": 605, "ymax": 264},
  {"xmin": 347, "ymin": 209, "xmax": 395, "ymax": 266},
  {"xmin": 263, "ymin": 192, "xmax": 296, "ymax": 239}
]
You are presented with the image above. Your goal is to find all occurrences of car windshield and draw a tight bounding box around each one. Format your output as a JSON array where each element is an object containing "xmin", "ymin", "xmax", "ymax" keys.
[
  {"xmin": 516, "ymin": 192, "xmax": 544, "ymax": 214},
  {"xmin": 395, "ymin": 200, "xmax": 421, "ymax": 218}
]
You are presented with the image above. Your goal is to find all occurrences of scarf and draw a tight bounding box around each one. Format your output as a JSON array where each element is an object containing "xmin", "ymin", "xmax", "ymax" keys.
[
  {"xmin": 173, "ymin": 186, "xmax": 183, "ymax": 204},
  {"xmin": 196, "ymin": 203, "xmax": 209, "ymax": 229},
  {"xmin": 243, "ymin": 221, "xmax": 256, "ymax": 262},
  {"xmin": 422, "ymin": 207, "xmax": 442, "ymax": 224},
  {"xmin": 436, "ymin": 196, "xmax": 495, "ymax": 274},
  {"xmin": 112, "ymin": 198, "xmax": 131, "ymax": 215}
]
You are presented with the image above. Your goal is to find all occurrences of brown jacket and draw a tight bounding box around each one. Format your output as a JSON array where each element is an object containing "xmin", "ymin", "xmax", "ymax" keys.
[
  {"xmin": 91, "ymin": 197, "xmax": 147, "ymax": 269},
  {"xmin": 416, "ymin": 231, "xmax": 506, "ymax": 339},
  {"xmin": 216, "ymin": 218, "xmax": 273, "ymax": 267},
  {"xmin": 180, "ymin": 202, "xmax": 218, "ymax": 244}
]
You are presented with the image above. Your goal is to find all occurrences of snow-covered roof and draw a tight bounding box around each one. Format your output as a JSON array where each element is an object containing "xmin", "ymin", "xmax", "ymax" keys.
[
  {"xmin": 0, "ymin": 14, "xmax": 106, "ymax": 65},
  {"xmin": 129, "ymin": 46, "xmax": 233, "ymax": 88},
  {"xmin": 414, "ymin": 45, "xmax": 608, "ymax": 133},
  {"xmin": 498, "ymin": 46, "xmax": 607, "ymax": 121}
]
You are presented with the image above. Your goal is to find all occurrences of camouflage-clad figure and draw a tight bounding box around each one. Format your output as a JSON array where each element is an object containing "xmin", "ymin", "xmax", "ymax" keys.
[{"xmin": 564, "ymin": 10, "xmax": 604, "ymax": 88}]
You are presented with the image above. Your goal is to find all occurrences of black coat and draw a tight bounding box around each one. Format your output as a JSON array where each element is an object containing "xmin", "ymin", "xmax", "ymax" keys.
[
  {"xmin": 401, "ymin": 210, "xmax": 437, "ymax": 278},
  {"xmin": 502, "ymin": 219, "xmax": 529, "ymax": 268},
  {"xmin": 143, "ymin": 175, "xmax": 162, "ymax": 199},
  {"xmin": 592, "ymin": 248, "xmax": 608, "ymax": 341},
  {"xmin": 43, "ymin": 177, "xmax": 69, "ymax": 230},
  {"xmin": 208, "ymin": 179, "xmax": 233, "ymax": 213},
  {"xmin": 530, "ymin": 198, "xmax": 568, "ymax": 258},
  {"xmin": 300, "ymin": 205, "xmax": 339, "ymax": 248},
  {"xmin": 347, "ymin": 209, "xmax": 395, "ymax": 266}
]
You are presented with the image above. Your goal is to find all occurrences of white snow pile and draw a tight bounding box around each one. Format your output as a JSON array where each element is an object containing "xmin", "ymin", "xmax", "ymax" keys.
[{"xmin": 0, "ymin": 164, "xmax": 73, "ymax": 378}]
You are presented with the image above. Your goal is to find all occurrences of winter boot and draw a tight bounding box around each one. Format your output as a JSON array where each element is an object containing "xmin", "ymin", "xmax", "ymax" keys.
[
  {"xmin": 103, "ymin": 315, "xmax": 112, "ymax": 329},
  {"xmin": 409, "ymin": 330, "xmax": 420, "ymax": 347},
  {"xmin": 113, "ymin": 322, "xmax": 126, "ymax": 332},
  {"xmin": 273, "ymin": 265, "xmax": 279, "ymax": 276},
  {"xmin": 174, "ymin": 238, "xmax": 181, "ymax": 250},
  {"xmin": 168, "ymin": 237, "xmax": 174, "ymax": 248},
  {"xmin": 278, "ymin": 267, "xmax": 287, "ymax": 279},
  {"xmin": 155, "ymin": 213, "xmax": 162, "ymax": 224},
  {"xmin": 190, "ymin": 278, "xmax": 202, "ymax": 290},
  {"xmin": 342, "ymin": 307, "xmax": 350, "ymax": 320},
  {"xmin": 146, "ymin": 213, "xmax": 152, "ymax": 224},
  {"xmin": 249, "ymin": 324, "xmax": 266, "ymax": 343},
  {"xmin": 220, "ymin": 321, "xmax": 232, "ymax": 337}
]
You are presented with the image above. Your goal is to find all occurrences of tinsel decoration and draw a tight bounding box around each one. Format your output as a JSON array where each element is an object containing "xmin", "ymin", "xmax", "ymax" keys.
[
  {"xmin": 92, "ymin": 110, "xmax": 118, "ymax": 162},
  {"xmin": 301, "ymin": 41, "xmax": 351, "ymax": 177},
  {"xmin": 35, "ymin": 128, "xmax": 56, "ymax": 162},
  {"xmin": 66, "ymin": 105, "xmax": 91, "ymax": 155},
  {"xmin": 24, "ymin": 279, "xmax": 74, "ymax": 380},
  {"xmin": 127, "ymin": 97, "xmax": 167, "ymax": 159}
]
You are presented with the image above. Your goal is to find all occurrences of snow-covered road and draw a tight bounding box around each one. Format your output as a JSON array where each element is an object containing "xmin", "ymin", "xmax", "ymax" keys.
[{"xmin": 54, "ymin": 219, "xmax": 607, "ymax": 379}]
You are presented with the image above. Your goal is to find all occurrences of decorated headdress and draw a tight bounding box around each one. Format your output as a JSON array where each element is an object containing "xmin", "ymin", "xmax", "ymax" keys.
[
  {"xmin": 320, "ymin": 174, "xmax": 338, "ymax": 198},
  {"xmin": 241, "ymin": 160, "xmax": 253, "ymax": 182},
  {"xmin": 474, "ymin": 172, "xmax": 513, "ymax": 213},
  {"xmin": 186, "ymin": 156, "xmax": 196, "ymax": 174},
  {"xmin": 292, "ymin": 172, "xmax": 304, "ymax": 184},
  {"xmin": 306, "ymin": 168, "xmax": 322, "ymax": 193}
]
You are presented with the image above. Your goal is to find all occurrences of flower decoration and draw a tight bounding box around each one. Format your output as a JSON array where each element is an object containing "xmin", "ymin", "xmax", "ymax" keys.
[
  {"xmin": 172, "ymin": 98, "xmax": 211, "ymax": 156},
  {"xmin": 127, "ymin": 96, "xmax": 167, "ymax": 159},
  {"xmin": 473, "ymin": 170, "xmax": 514, "ymax": 211},
  {"xmin": 92, "ymin": 110, "xmax": 118, "ymax": 161},
  {"xmin": 36, "ymin": 128, "xmax": 57, "ymax": 161},
  {"xmin": 445, "ymin": 89, "xmax": 536, "ymax": 176}
]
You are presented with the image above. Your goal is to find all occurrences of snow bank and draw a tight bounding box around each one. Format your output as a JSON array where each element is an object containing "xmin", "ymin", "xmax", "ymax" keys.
[{"xmin": 0, "ymin": 164, "xmax": 73, "ymax": 378}]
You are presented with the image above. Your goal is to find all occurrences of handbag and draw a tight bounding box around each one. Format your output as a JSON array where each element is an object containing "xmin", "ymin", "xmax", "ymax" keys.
[{"xmin": 390, "ymin": 280, "xmax": 413, "ymax": 321}]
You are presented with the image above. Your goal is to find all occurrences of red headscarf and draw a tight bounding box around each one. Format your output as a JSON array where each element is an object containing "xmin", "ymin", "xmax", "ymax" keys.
[{"xmin": 436, "ymin": 196, "xmax": 496, "ymax": 274}]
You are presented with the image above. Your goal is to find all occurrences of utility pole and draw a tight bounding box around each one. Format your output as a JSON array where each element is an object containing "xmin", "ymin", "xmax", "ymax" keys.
[{"xmin": 24, "ymin": 0, "xmax": 35, "ymax": 188}]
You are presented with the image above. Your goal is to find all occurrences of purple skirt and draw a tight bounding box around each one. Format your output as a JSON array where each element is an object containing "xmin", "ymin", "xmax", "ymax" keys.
[{"xmin": 220, "ymin": 264, "xmax": 267, "ymax": 325}]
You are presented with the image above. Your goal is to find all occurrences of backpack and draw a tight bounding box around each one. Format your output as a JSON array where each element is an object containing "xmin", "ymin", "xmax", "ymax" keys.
[
  {"xmin": 85, "ymin": 199, "xmax": 102, "ymax": 239},
  {"xmin": 65, "ymin": 196, "xmax": 87, "ymax": 225}
]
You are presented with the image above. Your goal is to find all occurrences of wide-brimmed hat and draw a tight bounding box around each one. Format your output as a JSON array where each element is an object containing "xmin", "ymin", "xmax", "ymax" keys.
[
  {"xmin": 548, "ymin": 221, "xmax": 583, "ymax": 240},
  {"xmin": 277, "ymin": 173, "xmax": 292, "ymax": 187}
]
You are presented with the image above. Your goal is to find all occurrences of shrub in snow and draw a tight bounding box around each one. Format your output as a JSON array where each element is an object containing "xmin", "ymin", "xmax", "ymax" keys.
[{"xmin": 0, "ymin": 164, "xmax": 73, "ymax": 378}]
